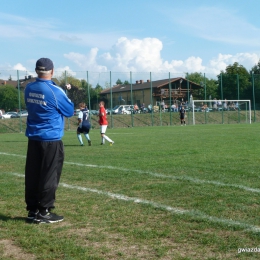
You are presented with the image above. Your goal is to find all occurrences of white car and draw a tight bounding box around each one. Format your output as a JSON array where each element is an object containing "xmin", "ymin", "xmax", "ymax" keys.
[
  {"xmin": 118, "ymin": 105, "xmax": 132, "ymax": 114},
  {"xmin": 18, "ymin": 110, "xmax": 28, "ymax": 117},
  {"xmin": 2, "ymin": 112, "xmax": 19, "ymax": 119},
  {"xmin": 112, "ymin": 105, "xmax": 120, "ymax": 114}
]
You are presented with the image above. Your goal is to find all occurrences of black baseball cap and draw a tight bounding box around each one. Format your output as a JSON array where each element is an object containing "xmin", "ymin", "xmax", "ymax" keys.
[{"xmin": 35, "ymin": 58, "xmax": 54, "ymax": 72}]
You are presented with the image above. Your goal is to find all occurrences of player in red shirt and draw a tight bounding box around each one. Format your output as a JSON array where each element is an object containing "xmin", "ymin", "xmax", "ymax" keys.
[{"xmin": 98, "ymin": 101, "xmax": 114, "ymax": 145}]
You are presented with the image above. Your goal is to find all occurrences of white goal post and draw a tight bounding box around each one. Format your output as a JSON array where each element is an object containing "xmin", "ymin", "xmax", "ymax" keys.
[{"xmin": 190, "ymin": 100, "xmax": 251, "ymax": 125}]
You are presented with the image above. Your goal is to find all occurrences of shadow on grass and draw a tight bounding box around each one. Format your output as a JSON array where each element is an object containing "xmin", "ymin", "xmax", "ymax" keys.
[
  {"xmin": 1, "ymin": 140, "xmax": 27, "ymax": 143},
  {"xmin": 0, "ymin": 214, "xmax": 36, "ymax": 224},
  {"xmin": 63, "ymin": 144, "xmax": 83, "ymax": 147}
]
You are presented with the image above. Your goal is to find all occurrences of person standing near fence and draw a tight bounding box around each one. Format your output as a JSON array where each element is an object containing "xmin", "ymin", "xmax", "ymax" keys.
[
  {"xmin": 24, "ymin": 57, "xmax": 74, "ymax": 223},
  {"xmin": 77, "ymin": 102, "xmax": 91, "ymax": 146},
  {"xmin": 98, "ymin": 101, "xmax": 114, "ymax": 145},
  {"xmin": 179, "ymin": 105, "xmax": 186, "ymax": 126}
]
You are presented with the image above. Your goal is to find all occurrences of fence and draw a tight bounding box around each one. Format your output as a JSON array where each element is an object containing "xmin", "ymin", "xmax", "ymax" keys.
[{"xmin": 0, "ymin": 70, "xmax": 260, "ymax": 133}]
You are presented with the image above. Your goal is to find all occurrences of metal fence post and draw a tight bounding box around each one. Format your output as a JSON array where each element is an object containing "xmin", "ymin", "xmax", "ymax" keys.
[
  {"xmin": 252, "ymin": 72, "xmax": 256, "ymax": 122},
  {"xmin": 110, "ymin": 71, "xmax": 113, "ymax": 128},
  {"xmin": 169, "ymin": 72, "xmax": 172, "ymax": 126},
  {"xmin": 17, "ymin": 70, "xmax": 22, "ymax": 133},
  {"xmin": 150, "ymin": 72, "xmax": 153, "ymax": 126},
  {"xmin": 130, "ymin": 71, "xmax": 134, "ymax": 127}
]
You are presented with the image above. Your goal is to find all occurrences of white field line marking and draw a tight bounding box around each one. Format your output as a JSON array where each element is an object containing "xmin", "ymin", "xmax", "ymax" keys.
[
  {"xmin": 1, "ymin": 152, "xmax": 260, "ymax": 194},
  {"xmin": 64, "ymin": 162, "xmax": 260, "ymax": 194},
  {"xmin": 7, "ymin": 172, "xmax": 260, "ymax": 233}
]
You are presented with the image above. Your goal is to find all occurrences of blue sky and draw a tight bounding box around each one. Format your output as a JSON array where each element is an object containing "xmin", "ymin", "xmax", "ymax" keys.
[{"xmin": 1, "ymin": 0, "xmax": 260, "ymax": 82}]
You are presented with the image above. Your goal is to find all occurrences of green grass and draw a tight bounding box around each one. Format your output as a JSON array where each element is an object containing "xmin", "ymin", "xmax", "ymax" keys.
[{"xmin": 1, "ymin": 124, "xmax": 260, "ymax": 259}]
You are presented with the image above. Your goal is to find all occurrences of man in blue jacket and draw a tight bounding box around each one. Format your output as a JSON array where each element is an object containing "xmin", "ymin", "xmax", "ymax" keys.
[{"xmin": 24, "ymin": 58, "xmax": 74, "ymax": 223}]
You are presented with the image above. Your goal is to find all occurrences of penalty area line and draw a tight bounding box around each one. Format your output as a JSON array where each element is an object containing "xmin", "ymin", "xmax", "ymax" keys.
[{"xmin": 7, "ymin": 172, "xmax": 260, "ymax": 234}]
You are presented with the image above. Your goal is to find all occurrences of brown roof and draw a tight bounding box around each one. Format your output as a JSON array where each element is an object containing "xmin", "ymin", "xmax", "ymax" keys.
[
  {"xmin": 0, "ymin": 79, "xmax": 17, "ymax": 87},
  {"xmin": 0, "ymin": 76, "xmax": 60, "ymax": 90},
  {"xmin": 100, "ymin": 77, "xmax": 202, "ymax": 94}
]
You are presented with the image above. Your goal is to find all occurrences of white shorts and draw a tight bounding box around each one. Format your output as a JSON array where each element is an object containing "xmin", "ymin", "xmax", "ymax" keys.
[{"xmin": 100, "ymin": 125, "xmax": 107, "ymax": 134}]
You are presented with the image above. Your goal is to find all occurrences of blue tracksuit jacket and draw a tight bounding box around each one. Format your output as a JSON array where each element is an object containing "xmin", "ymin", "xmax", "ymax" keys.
[{"xmin": 24, "ymin": 78, "xmax": 74, "ymax": 141}]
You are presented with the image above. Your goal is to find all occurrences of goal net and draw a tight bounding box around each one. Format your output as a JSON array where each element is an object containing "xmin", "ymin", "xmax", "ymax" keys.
[{"xmin": 189, "ymin": 100, "xmax": 251, "ymax": 125}]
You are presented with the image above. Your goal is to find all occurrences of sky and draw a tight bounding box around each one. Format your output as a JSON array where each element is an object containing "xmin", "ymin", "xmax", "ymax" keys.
[{"xmin": 1, "ymin": 0, "xmax": 260, "ymax": 84}]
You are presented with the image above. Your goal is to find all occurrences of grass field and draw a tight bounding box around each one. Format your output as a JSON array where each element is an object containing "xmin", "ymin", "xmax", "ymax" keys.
[{"xmin": 1, "ymin": 124, "xmax": 260, "ymax": 259}]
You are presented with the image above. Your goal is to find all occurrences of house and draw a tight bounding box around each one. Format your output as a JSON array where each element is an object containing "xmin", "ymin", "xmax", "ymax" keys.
[
  {"xmin": 0, "ymin": 75, "xmax": 60, "ymax": 91},
  {"xmin": 100, "ymin": 77, "xmax": 203, "ymax": 108}
]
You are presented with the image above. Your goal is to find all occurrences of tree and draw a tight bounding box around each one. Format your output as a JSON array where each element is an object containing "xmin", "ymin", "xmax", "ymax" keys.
[
  {"xmin": 65, "ymin": 84, "xmax": 87, "ymax": 108},
  {"xmin": 249, "ymin": 60, "xmax": 260, "ymax": 102},
  {"xmin": 0, "ymin": 85, "xmax": 25, "ymax": 111},
  {"xmin": 57, "ymin": 73, "xmax": 93, "ymax": 108},
  {"xmin": 116, "ymin": 79, "xmax": 123, "ymax": 85},
  {"xmin": 250, "ymin": 60, "xmax": 260, "ymax": 74},
  {"xmin": 8, "ymin": 75, "xmax": 12, "ymax": 81},
  {"xmin": 186, "ymin": 72, "xmax": 218, "ymax": 100},
  {"xmin": 116, "ymin": 79, "xmax": 129, "ymax": 85},
  {"xmin": 57, "ymin": 72, "xmax": 81, "ymax": 88},
  {"xmin": 217, "ymin": 62, "xmax": 250, "ymax": 100}
]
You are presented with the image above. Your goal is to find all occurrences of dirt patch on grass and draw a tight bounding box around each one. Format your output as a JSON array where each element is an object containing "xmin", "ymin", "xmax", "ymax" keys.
[{"xmin": 0, "ymin": 239, "xmax": 35, "ymax": 260}]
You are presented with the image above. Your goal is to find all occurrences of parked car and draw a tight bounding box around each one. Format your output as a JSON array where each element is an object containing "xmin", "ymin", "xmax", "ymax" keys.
[
  {"xmin": 106, "ymin": 108, "xmax": 113, "ymax": 115},
  {"xmin": 17, "ymin": 110, "xmax": 28, "ymax": 117},
  {"xmin": 112, "ymin": 105, "xmax": 120, "ymax": 114},
  {"xmin": 118, "ymin": 105, "xmax": 132, "ymax": 114},
  {"xmin": 2, "ymin": 112, "xmax": 19, "ymax": 119},
  {"xmin": 89, "ymin": 110, "xmax": 99, "ymax": 115},
  {"xmin": 11, "ymin": 113, "xmax": 20, "ymax": 118}
]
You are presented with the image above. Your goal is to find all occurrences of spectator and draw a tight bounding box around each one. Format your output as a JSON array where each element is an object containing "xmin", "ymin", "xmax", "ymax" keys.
[
  {"xmin": 148, "ymin": 104, "xmax": 152, "ymax": 113},
  {"xmin": 134, "ymin": 103, "xmax": 139, "ymax": 114},
  {"xmin": 24, "ymin": 57, "xmax": 74, "ymax": 224},
  {"xmin": 161, "ymin": 100, "xmax": 165, "ymax": 111},
  {"xmin": 171, "ymin": 103, "xmax": 176, "ymax": 112},
  {"xmin": 141, "ymin": 103, "xmax": 145, "ymax": 113},
  {"xmin": 223, "ymin": 99, "xmax": 228, "ymax": 110}
]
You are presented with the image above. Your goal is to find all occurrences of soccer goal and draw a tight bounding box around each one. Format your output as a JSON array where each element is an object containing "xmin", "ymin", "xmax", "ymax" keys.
[{"xmin": 190, "ymin": 100, "xmax": 251, "ymax": 125}]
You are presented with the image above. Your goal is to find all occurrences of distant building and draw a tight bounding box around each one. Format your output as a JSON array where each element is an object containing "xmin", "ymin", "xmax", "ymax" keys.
[
  {"xmin": 0, "ymin": 75, "xmax": 59, "ymax": 91},
  {"xmin": 100, "ymin": 77, "xmax": 202, "ymax": 108}
]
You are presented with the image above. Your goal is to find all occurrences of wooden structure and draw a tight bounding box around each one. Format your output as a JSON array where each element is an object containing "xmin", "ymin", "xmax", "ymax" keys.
[{"xmin": 100, "ymin": 77, "xmax": 203, "ymax": 107}]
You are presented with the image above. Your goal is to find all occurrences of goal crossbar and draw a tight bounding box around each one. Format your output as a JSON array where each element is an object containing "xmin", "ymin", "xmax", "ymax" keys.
[{"xmin": 191, "ymin": 100, "xmax": 251, "ymax": 125}]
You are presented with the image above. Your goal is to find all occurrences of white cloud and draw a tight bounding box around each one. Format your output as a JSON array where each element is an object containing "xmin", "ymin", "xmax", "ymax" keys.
[
  {"xmin": 1, "ymin": 37, "xmax": 259, "ymax": 82},
  {"xmin": 208, "ymin": 53, "xmax": 260, "ymax": 74},
  {"xmin": 55, "ymin": 66, "xmax": 76, "ymax": 78},
  {"xmin": 13, "ymin": 63, "xmax": 26, "ymax": 71},
  {"xmin": 64, "ymin": 48, "xmax": 107, "ymax": 72},
  {"xmin": 62, "ymin": 37, "xmax": 260, "ymax": 82}
]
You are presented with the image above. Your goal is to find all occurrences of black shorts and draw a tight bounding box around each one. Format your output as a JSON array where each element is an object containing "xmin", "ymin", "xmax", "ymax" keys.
[{"xmin": 77, "ymin": 125, "xmax": 90, "ymax": 133}]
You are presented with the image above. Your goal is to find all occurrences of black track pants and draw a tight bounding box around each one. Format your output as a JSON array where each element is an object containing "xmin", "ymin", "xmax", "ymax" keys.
[{"xmin": 25, "ymin": 140, "xmax": 64, "ymax": 211}]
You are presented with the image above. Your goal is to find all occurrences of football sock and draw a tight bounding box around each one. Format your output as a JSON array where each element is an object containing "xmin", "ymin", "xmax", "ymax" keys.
[
  {"xmin": 84, "ymin": 133, "xmax": 90, "ymax": 141},
  {"xmin": 77, "ymin": 134, "xmax": 83, "ymax": 144},
  {"xmin": 103, "ymin": 135, "xmax": 113, "ymax": 143}
]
